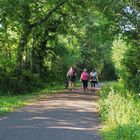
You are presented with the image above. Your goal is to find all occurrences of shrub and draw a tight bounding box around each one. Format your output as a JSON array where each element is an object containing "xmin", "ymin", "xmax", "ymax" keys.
[
  {"xmin": 0, "ymin": 71, "xmax": 45, "ymax": 95},
  {"xmin": 99, "ymin": 82, "xmax": 140, "ymax": 140}
]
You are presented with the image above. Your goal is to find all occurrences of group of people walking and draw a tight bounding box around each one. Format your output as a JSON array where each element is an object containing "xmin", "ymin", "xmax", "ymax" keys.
[{"xmin": 66, "ymin": 65, "xmax": 98, "ymax": 92}]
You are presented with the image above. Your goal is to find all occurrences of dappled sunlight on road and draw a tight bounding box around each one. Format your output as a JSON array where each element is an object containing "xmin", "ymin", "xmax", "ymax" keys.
[{"xmin": 0, "ymin": 91, "xmax": 102, "ymax": 140}]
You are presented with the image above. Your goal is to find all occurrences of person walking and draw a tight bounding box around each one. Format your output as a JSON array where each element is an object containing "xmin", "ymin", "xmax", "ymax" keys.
[
  {"xmin": 80, "ymin": 69, "xmax": 89, "ymax": 91},
  {"xmin": 67, "ymin": 65, "xmax": 77, "ymax": 91},
  {"xmin": 90, "ymin": 69, "xmax": 98, "ymax": 92}
]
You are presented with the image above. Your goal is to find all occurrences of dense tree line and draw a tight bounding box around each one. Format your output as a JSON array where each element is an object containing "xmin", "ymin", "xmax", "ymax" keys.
[{"xmin": 0, "ymin": 0, "xmax": 139, "ymax": 93}]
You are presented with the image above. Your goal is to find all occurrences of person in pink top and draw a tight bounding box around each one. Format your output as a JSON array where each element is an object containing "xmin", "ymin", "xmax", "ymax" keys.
[{"xmin": 80, "ymin": 69, "xmax": 89, "ymax": 90}]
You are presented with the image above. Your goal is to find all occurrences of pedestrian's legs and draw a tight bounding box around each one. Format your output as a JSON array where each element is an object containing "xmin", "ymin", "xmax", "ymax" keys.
[
  {"xmin": 72, "ymin": 82, "xmax": 74, "ymax": 90},
  {"xmin": 69, "ymin": 80, "xmax": 72, "ymax": 90},
  {"xmin": 93, "ymin": 81, "xmax": 96, "ymax": 91},
  {"xmin": 82, "ymin": 80, "xmax": 84, "ymax": 90},
  {"xmin": 82, "ymin": 80, "xmax": 85, "ymax": 90},
  {"xmin": 90, "ymin": 82, "xmax": 94, "ymax": 91},
  {"xmin": 94, "ymin": 81, "xmax": 96, "ymax": 87},
  {"xmin": 85, "ymin": 80, "xmax": 88, "ymax": 89},
  {"xmin": 83, "ymin": 80, "xmax": 88, "ymax": 90}
]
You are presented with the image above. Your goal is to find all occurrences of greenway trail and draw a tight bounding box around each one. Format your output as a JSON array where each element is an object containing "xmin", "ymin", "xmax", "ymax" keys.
[{"xmin": 0, "ymin": 89, "xmax": 102, "ymax": 140}]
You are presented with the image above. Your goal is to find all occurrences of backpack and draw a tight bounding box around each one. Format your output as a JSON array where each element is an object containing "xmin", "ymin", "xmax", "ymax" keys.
[
  {"xmin": 81, "ymin": 72, "xmax": 88, "ymax": 80},
  {"xmin": 68, "ymin": 69, "xmax": 76, "ymax": 78}
]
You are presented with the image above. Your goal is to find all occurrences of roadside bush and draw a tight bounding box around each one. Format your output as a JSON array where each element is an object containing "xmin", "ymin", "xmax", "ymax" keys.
[
  {"xmin": 121, "ymin": 44, "xmax": 140, "ymax": 93},
  {"xmin": 100, "ymin": 62, "xmax": 117, "ymax": 81},
  {"xmin": 0, "ymin": 71, "xmax": 45, "ymax": 95},
  {"xmin": 99, "ymin": 82, "xmax": 140, "ymax": 140}
]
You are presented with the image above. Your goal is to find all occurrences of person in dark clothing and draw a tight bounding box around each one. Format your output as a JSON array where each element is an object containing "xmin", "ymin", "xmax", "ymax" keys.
[{"xmin": 67, "ymin": 65, "xmax": 77, "ymax": 90}]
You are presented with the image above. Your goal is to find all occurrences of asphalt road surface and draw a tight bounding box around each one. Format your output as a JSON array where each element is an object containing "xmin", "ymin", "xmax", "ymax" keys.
[{"xmin": 0, "ymin": 90, "xmax": 102, "ymax": 140}]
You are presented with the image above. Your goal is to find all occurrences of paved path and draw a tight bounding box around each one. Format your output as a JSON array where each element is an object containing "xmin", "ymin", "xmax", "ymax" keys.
[{"xmin": 0, "ymin": 89, "xmax": 102, "ymax": 140}]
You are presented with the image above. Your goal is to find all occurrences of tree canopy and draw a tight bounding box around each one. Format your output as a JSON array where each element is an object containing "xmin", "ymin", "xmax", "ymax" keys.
[{"xmin": 0, "ymin": 0, "xmax": 139, "ymax": 93}]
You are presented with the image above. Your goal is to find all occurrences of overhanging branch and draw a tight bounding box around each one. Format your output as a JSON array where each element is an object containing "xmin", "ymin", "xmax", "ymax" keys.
[{"xmin": 30, "ymin": 0, "xmax": 68, "ymax": 28}]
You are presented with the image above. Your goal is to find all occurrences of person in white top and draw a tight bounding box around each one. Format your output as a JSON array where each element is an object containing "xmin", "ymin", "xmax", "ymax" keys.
[{"xmin": 90, "ymin": 69, "xmax": 98, "ymax": 92}]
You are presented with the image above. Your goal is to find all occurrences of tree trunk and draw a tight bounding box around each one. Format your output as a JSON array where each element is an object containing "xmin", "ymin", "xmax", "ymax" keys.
[
  {"xmin": 16, "ymin": 29, "xmax": 30, "ymax": 71},
  {"xmin": 16, "ymin": 3, "xmax": 31, "ymax": 75},
  {"xmin": 30, "ymin": 34, "xmax": 36, "ymax": 73},
  {"xmin": 38, "ymin": 29, "xmax": 49, "ymax": 78}
]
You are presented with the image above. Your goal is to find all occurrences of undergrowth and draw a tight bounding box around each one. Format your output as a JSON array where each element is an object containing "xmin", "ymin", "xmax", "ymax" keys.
[{"xmin": 99, "ymin": 82, "xmax": 140, "ymax": 140}]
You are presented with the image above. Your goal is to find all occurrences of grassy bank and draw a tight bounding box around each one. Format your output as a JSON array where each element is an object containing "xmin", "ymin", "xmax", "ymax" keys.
[
  {"xmin": 99, "ymin": 82, "xmax": 140, "ymax": 140},
  {"xmin": 0, "ymin": 84, "xmax": 64, "ymax": 116}
]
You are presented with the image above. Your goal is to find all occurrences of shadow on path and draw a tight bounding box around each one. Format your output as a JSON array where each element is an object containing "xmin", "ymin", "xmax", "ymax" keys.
[{"xmin": 0, "ymin": 89, "xmax": 102, "ymax": 140}]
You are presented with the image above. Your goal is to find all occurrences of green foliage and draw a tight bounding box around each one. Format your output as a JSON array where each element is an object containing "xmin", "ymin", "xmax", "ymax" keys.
[
  {"xmin": 100, "ymin": 62, "xmax": 117, "ymax": 81},
  {"xmin": 112, "ymin": 39, "xmax": 127, "ymax": 76},
  {"xmin": 0, "ymin": 95, "xmax": 30, "ymax": 115},
  {"xmin": 0, "ymin": 0, "xmax": 139, "ymax": 93},
  {"xmin": 99, "ymin": 82, "xmax": 140, "ymax": 140},
  {"xmin": 0, "ymin": 83, "xmax": 64, "ymax": 115},
  {"xmin": 112, "ymin": 39, "xmax": 140, "ymax": 93},
  {"xmin": 0, "ymin": 71, "xmax": 45, "ymax": 94},
  {"xmin": 101, "ymin": 124, "xmax": 140, "ymax": 140},
  {"xmin": 122, "ymin": 44, "xmax": 140, "ymax": 92}
]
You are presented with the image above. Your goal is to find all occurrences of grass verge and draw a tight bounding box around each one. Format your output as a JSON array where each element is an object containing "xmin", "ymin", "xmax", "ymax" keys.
[
  {"xmin": 0, "ymin": 84, "xmax": 64, "ymax": 116},
  {"xmin": 99, "ymin": 81, "xmax": 140, "ymax": 140}
]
